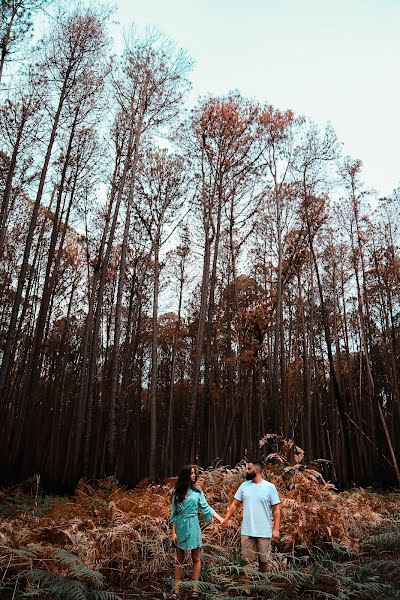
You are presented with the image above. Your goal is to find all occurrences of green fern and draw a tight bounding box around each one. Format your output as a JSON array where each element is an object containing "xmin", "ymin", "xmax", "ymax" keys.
[
  {"xmin": 364, "ymin": 529, "xmax": 400, "ymax": 551},
  {"xmin": 88, "ymin": 592, "xmax": 124, "ymax": 600},
  {"xmin": 53, "ymin": 548, "xmax": 105, "ymax": 587},
  {"xmin": 26, "ymin": 570, "xmax": 88, "ymax": 600},
  {"xmin": 175, "ymin": 578, "xmax": 219, "ymax": 594},
  {"xmin": 2, "ymin": 545, "xmax": 39, "ymax": 560},
  {"xmin": 330, "ymin": 543, "xmax": 358, "ymax": 559},
  {"xmin": 268, "ymin": 566, "xmax": 311, "ymax": 585},
  {"xmin": 359, "ymin": 559, "xmax": 400, "ymax": 585},
  {"xmin": 303, "ymin": 555, "xmax": 400, "ymax": 600},
  {"xmin": 25, "ymin": 569, "xmax": 123, "ymax": 600}
]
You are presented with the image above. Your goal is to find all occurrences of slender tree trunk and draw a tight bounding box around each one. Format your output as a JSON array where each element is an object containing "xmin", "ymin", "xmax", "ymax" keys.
[
  {"xmin": 149, "ymin": 239, "xmax": 160, "ymax": 480},
  {"xmin": 303, "ymin": 194, "xmax": 353, "ymax": 483},
  {"xmin": 186, "ymin": 229, "xmax": 211, "ymax": 458},
  {"xmin": 108, "ymin": 95, "xmax": 146, "ymax": 472},
  {"xmin": 75, "ymin": 120, "xmax": 136, "ymax": 478},
  {"xmin": 164, "ymin": 271, "xmax": 184, "ymax": 474},
  {"xmin": 23, "ymin": 111, "xmax": 79, "ymax": 407},
  {"xmin": 0, "ymin": 114, "xmax": 27, "ymax": 258},
  {"xmin": 0, "ymin": 72, "xmax": 71, "ymax": 396},
  {"xmin": 0, "ymin": 5, "xmax": 17, "ymax": 85}
]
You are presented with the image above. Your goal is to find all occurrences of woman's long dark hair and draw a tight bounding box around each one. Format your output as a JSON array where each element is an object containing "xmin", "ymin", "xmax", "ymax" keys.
[{"xmin": 174, "ymin": 464, "xmax": 200, "ymax": 504}]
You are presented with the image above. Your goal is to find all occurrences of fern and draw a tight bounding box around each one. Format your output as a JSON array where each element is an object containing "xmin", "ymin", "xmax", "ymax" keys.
[
  {"xmin": 330, "ymin": 543, "xmax": 358, "ymax": 559},
  {"xmin": 227, "ymin": 579, "xmax": 280, "ymax": 594},
  {"xmin": 304, "ymin": 555, "xmax": 400, "ymax": 600},
  {"xmin": 53, "ymin": 548, "xmax": 105, "ymax": 587},
  {"xmin": 88, "ymin": 592, "xmax": 123, "ymax": 600},
  {"xmin": 175, "ymin": 578, "xmax": 219, "ymax": 594},
  {"xmin": 359, "ymin": 558, "xmax": 400, "ymax": 585},
  {"xmin": 26, "ymin": 570, "xmax": 88, "ymax": 600},
  {"xmin": 25, "ymin": 570, "xmax": 122, "ymax": 600},
  {"xmin": 2, "ymin": 545, "xmax": 39, "ymax": 559},
  {"xmin": 269, "ymin": 566, "xmax": 310, "ymax": 585},
  {"xmin": 364, "ymin": 529, "xmax": 400, "ymax": 551}
]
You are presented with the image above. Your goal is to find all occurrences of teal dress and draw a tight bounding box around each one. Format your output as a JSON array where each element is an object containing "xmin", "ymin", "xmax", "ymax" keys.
[{"xmin": 170, "ymin": 488, "xmax": 215, "ymax": 550}]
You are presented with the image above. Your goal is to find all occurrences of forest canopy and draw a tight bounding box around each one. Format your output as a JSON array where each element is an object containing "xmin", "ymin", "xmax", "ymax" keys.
[{"xmin": 0, "ymin": 0, "xmax": 399, "ymax": 490}]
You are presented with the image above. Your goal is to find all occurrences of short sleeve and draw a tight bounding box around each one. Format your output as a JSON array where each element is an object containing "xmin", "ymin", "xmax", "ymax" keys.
[
  {"xmin": 198, "ymin": 491, "xmax": 215, "ymax": 523},
  {"xmin": 234, "ymin": 482, "xmax": 244, "ymax": 502},
  {"xmin": 270, "ymin": 484, "xmax": 280, "ymax": 506}
]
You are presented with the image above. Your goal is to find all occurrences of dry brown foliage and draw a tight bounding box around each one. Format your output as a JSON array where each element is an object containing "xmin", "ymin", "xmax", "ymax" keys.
[{"xmin": 1, "ymin": 439, "xmax": 399, "ymax": 595}]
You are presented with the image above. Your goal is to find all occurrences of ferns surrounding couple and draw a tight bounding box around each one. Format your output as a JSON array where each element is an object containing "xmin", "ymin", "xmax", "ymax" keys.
[{"xmin": 1, "ymin": 439, "xmax": 399, "ymax": 599}]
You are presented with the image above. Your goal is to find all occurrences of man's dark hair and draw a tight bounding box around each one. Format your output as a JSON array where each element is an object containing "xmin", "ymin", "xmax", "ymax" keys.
[{"xmin": 247, "ymin": 459, "xmax": 264, "ymax": 471}]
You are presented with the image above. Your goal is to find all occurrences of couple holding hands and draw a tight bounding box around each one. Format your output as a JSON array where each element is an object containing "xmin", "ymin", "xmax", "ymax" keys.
[{"xmin": 169, "ymin": 460, "xmax": 281, "ymax": 599}]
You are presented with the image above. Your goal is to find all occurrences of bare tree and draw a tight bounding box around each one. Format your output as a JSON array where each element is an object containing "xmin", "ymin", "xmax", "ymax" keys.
[
  {"xmin": 133, "ymin": 148, "xmax": 187, "ymax": 480},
  {"xmin": 71, "ymin": 29, "xmax": 191, "ymax": 479},
  {"xmin": 0, "ymin": 0, "xmax": 50, "ymax": 84},
  {"xmin": 185, "ymin": 94, "xmax": 262, "ymax": 458},
  {"xmin": 0, "ymin": 70, "xmax": 42, "ymax": 257},
  {"xmin": 0, "ymin": 6, "xmax": 110, "ymax": 465}
]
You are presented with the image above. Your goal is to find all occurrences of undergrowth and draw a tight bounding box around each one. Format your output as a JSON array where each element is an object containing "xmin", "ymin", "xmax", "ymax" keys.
[{"xmin": 1, "ymin": 436, "xmax": 400, "ymax": 598}]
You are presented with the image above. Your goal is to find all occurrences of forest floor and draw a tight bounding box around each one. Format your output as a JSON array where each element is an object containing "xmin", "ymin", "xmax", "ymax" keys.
[{"xmin": 1, "ymin": 440, "xmax": 400, "ymax": 599}]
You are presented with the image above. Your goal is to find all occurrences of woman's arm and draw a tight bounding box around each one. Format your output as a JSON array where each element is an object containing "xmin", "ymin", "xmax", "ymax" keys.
[
  {"xmin": 170, "ymin": 494, "xmax": 178, "ymax": 544},
  {"xmin": 198, "ymin": 491, "xmax": 218, "ymax": 523},
  {"xmin": 171, "ymin": 522, "xmax": 177, "ymax": 545},
  {"xmin": 212, "ymin": 512, "xmax": 224, "ymax": 523}
]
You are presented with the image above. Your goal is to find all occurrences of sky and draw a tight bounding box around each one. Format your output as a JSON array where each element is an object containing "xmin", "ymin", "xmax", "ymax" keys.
[{"xmin": 110, "ymin": 0, "xmax": 400, "ymax": 198}]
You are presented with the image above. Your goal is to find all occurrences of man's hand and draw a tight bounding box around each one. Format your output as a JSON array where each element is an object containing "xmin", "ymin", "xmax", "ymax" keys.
[
  {"xmin": 220, "ymin": 517, "xmax": 229, "ymax": 529},
  {"xmin": 171, "ymin": 531, "xmax": 177, "ymax": 545},
  {"xmin": 221, "ymin": 499, "xmax": 241, "ymax": 529},
  {"xmin": 272, "ymin": 528, "xmax": 280, "ymax": 541}
]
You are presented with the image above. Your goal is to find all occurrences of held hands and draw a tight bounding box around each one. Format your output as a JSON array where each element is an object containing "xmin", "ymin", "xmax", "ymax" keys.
[
  {"xmin": 220, "ymin": 517, "xmax": 230, "ymax": 529},
  {"xmin": 214, "ymin": 513, "xmax": 230, "ymax": 528}
]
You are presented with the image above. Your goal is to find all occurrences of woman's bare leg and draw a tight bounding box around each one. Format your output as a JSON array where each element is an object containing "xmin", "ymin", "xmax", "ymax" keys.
[
  {"xmin": 174, "ymin": 547, "xmax": 185, "ymax": 593},
  {"xmin": 191, "ymin": 548, "xmax": 201, "ymax": 592}
]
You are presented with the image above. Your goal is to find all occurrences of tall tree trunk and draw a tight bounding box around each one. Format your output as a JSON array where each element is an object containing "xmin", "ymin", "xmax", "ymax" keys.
[
  {"xmin": 108, "ymin": 94, "xmax": 146, "ymax": 473},
  {"xmin": 149, "ymin": 238, "xmax": 160, "ymax": 480},
  {"xmin": 0, "ymin": 71, "xmax": 71, "ymax": 396},
  {"xmin": 164, "ymin": 267, "xmax": 184, "ymax": 474},
  {"xmin": 303, "ymin": 193, "xmax": 353, "ymax": 483},
  {"xmin": 186, "ymin": 229, "xmax": 211, "ymax": 458},
  {"xmin": 0, "ymin": 113, "xmax": 27, "ymax": 258}
]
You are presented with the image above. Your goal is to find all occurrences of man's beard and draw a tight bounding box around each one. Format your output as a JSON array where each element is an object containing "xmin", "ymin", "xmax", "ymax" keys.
[{"xmin": 245, "ymin": 471, "xmax": 256, "ymax": 480}]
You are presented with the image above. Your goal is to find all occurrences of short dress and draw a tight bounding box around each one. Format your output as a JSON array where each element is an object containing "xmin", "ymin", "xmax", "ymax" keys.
[{"xmin": 170, "ymin": 488, "xmax": 215, "ymax": 550}]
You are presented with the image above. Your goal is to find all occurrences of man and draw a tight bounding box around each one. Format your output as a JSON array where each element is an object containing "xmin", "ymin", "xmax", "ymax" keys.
[{"xmin": 221, "ymin": 459, "xmax": 280, "ymax": 573}]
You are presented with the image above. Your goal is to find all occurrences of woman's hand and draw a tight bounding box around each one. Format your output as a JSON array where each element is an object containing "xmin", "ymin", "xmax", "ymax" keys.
[
  {"xmin": 214, "ymin": 513, "xmax": 224, "ymax": 524},
  {"xmin": 171, "ymin": 531, "xmax": 177, "ymax": 545}
]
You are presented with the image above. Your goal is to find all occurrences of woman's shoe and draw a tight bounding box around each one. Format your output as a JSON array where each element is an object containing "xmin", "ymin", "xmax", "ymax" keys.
[{"xmin": 190, "ymin": 592, "xmax": 199, "ymax": 599}]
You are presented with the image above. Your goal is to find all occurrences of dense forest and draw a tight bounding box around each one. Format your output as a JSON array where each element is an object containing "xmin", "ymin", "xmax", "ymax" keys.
[{"xmin": 1, "ymin": 0, "xmax": 399, "ymax": 491}]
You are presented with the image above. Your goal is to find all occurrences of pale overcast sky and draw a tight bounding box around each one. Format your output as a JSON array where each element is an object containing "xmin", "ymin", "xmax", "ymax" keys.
[{"xmin": 111, "ymin": 0, "xmax": 400, "ymax": 197}]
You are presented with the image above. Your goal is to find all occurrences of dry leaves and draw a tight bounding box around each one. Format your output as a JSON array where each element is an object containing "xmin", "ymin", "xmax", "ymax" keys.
[{"xmin": 1, "ymin": 440, "xmax": 399, "ymax": 589}]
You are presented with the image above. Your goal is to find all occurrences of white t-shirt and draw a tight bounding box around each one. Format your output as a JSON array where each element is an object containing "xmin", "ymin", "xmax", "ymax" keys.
[{"xmin": 234, "ymin": 479, "xmax": 280, "ymax": 538}]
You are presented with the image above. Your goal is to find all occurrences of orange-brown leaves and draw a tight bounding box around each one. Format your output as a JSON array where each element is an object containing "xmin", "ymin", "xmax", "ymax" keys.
[
  {"xmin": 259, "ymin": 105, "xmax": 295, "ymax": 143},
  {"xmin": 193, "ymin": 93, "xmax": 261, "ymax": 173}
]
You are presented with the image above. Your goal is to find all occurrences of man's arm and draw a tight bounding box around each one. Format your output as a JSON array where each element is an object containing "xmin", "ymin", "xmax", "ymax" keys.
[
  {"xmin": 272, "ymin": 503, "xmax": 280, "ymax": 540},
  {"xmin": 221, "ymin": 498, "xmax": 242, "ymax": 528}
]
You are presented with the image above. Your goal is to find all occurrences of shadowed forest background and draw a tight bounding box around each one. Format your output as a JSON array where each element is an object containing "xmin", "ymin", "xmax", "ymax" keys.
[{"xmin": 1, "ymin": 0, "xmax": 400, "ymax": 492}]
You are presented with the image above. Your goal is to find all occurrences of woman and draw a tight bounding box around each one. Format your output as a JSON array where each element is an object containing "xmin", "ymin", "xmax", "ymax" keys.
[{"xmin": 169, "ymin": 465, "xmax": 223, "ymax": 599}]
